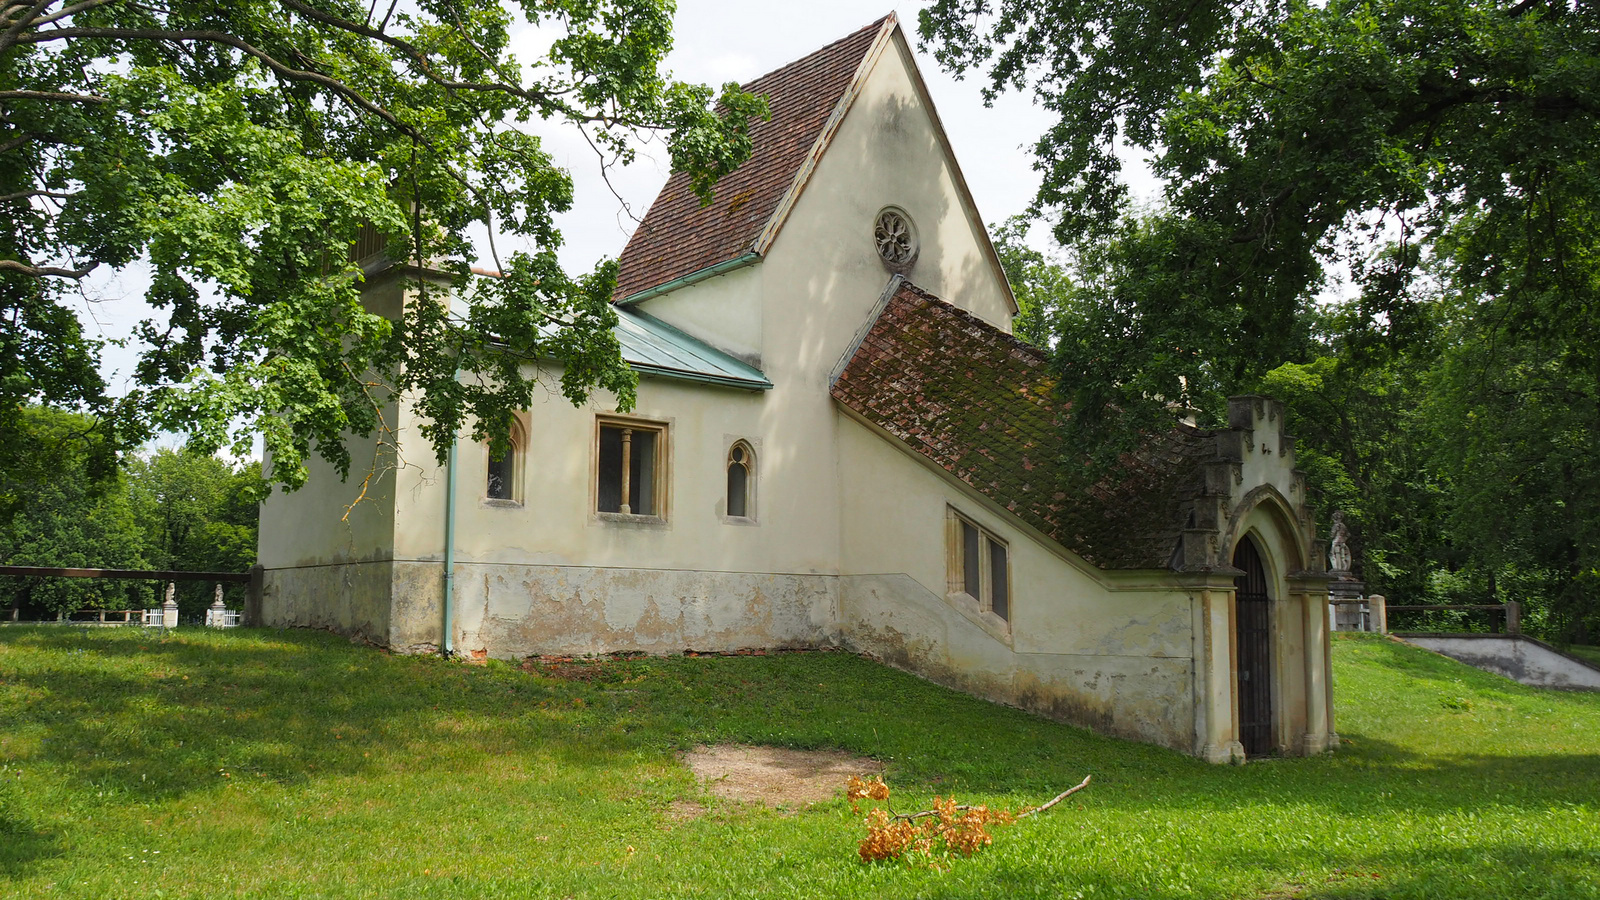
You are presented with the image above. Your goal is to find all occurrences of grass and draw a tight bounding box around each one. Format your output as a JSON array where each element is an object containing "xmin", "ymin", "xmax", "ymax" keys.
[
  {"xmin": 1560, "ymin": 643, "xmax": 1600, "ymax": 668},
  {"xmin": 0, "ymin": 629, "xmax": 1597, "ymax": 899}
]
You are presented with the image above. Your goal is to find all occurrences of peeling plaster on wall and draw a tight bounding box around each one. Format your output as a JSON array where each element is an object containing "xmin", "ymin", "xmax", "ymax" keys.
[
  {"xmin": 394, "ymin": 563, "xmax": 838, "ymax": 659},
  {"xmin": 839, "ymin": 573, "xmax": 1195, "ymax": 751},
  {"xmin": 262, "ymin": 562, "xmax": 397, "ymax": 649}
]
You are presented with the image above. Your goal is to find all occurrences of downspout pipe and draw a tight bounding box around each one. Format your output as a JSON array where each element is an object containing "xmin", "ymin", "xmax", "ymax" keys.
[{"xmin": 441, "ymin": 430, "xmax": 458, "ymax": 657}]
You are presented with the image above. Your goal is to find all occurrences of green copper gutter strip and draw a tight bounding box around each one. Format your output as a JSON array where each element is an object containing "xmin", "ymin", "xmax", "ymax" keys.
[
  {"xmin": 630, "ymin": 364, "xmax": 771, "ymax": 391},
  {"xmin": 614, "ymin": 252, "xmax": 761, "ymax": 307}
]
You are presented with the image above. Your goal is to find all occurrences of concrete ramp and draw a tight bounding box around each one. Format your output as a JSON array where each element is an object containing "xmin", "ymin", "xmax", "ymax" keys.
[{"xmin": 1399, "ymin": 633, "xmax": 1600, "ymax": 691}]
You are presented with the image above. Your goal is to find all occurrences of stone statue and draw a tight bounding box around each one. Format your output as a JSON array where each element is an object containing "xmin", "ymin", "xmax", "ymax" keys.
[{"xmin": 1328, "ymin": 511, "xmax": 1353, "ymax": 574}]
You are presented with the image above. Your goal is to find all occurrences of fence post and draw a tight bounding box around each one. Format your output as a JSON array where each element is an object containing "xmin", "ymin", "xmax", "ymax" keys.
[
  {"xmin": 245, "ymin": 564, "xmax": 264, "ymax": 627},
  {"xmin": 1505, "ymin": 600, "xmax": 1521, "ymax": 635},
  {"xmin": 1369, "ymin": 595, "xmax": 1387, "ymax": 634}
]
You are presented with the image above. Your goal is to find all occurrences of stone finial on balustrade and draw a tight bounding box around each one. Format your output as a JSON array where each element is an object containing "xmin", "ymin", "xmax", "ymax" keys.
[
  {"xmin": 206, "ymin": 586, "xmax": 227, "ymax": 627},
  {"xmin": 162, "ymin": 582, "xmax": 179, "ymax": 629}
]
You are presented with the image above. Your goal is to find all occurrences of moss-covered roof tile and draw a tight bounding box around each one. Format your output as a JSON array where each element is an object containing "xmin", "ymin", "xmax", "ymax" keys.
[{"xmin": 831, "ymin": 282, "xmax": 1216, "ymax": 570}]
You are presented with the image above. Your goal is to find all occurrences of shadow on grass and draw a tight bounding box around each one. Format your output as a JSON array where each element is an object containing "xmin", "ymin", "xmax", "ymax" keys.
[
  {"xmin": 0, "ymin": 627, "xmax": 646, "ymax": 804},
  {"xmin": 3, "ymin": 625, "xmax": 1598, "ymax": 899},
  {"xmin": 0, "ymin": 782, "xmax": 60, "ymax": 879}
]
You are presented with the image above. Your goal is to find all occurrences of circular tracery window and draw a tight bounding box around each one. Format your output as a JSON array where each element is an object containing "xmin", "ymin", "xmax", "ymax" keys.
[{"xmin": 873, "ymin": 207, "xmax": 917, "ymax": 269}]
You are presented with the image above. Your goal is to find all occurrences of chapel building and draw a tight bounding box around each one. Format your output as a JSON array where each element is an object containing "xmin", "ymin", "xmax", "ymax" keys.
[{"xmin": 257, "ymin": 14, "xmax": 1337, "ymax": 762}]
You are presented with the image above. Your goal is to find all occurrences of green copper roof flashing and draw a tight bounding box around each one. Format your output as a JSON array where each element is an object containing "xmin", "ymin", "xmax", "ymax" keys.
[
  {"xmin": 614, "ymin": 251, "xmax": 761, "ymax": 307},
  {"xmin": 614, "ymin": 307, "xmax": 772, "ymax": 391}
]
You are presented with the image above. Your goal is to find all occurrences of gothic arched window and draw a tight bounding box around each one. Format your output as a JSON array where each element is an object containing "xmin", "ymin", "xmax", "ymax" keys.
[
  {"xmin": 485, "ymin": 418, "xmax": 525, "ymax": 503},
  {"xmin": 726, "ymin": 441, "xmax": 754, "ymax": 519}
]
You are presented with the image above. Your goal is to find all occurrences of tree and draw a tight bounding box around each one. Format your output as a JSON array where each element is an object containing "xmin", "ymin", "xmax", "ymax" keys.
[
  {"xmin": 126, "ymin": 448, "xmax": 262, "ymax": 610},
  {"xmin": 921, "ymin": 0, "xmax": 1599, "ymax": 416},
  {"xmin": 0, "ymin": 407, "xmax": 156, "ymax": 614},
  {"xmin": 922, "ymin": 0, "xmax": 1600, "ymax": 630},
  {"xmin": 0, "ymin": 0, "xmax": 766, "ymax": 497},
  {"xmin": 989, "ymin": 216, "xmax": 1075, "ymax": 347},
  {"xmin": 1259, "ymin": 315, "xmax": 1451, "ymax": 608},
  {"xmin": 1423, "ymin": 292, "xmax": 1600, "ymax": 640},
  {"xmin": 0, "ymin": 409, "xmax": 263, "ymax": 617}
]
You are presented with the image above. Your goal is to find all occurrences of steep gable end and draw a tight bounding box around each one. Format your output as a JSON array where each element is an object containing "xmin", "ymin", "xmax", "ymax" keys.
[{"xmin": 613, "ymin": 16, "xmax": 894, "ymax": 302}]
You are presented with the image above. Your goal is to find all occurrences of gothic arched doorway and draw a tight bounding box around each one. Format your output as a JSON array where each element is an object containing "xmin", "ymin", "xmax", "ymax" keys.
[{"xmin": 1233, "ymin": 537, "xmax": 1274, "ymax": 757}]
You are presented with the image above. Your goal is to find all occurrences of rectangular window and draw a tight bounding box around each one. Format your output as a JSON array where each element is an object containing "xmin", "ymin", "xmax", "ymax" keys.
[
  {"xmin": 949, "ymin": 509, "xmax": 1010, "ymax": 622},
  {"xmin": 962, "ymin": 520, "xmax": 981, "ymax": 599},
  {"xmin": 596, "ymin": 419, "xmax": 665, "ymax": 518},
  {"xmin": 989, "ymin": 538, "xmax": 1009, "ymax": 621}
]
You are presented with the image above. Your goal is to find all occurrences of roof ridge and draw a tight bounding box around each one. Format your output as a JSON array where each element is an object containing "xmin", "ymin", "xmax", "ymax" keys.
[
  {"xmin": 747, "ymin": 16, "xmax": 898, "ymax": 256},
  {"xmin": 894, "ymin": 280, "xmax": 1049, "ymax": 363},
  {"xmin": 739, "ymin": 14, "xmax": 895, "ymax": 92}
]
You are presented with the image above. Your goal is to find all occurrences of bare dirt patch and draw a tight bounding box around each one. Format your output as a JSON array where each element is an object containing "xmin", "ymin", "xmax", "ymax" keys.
[{"xmin": 681, "ymin": 743, "xmax": 883, "ymax": 809}]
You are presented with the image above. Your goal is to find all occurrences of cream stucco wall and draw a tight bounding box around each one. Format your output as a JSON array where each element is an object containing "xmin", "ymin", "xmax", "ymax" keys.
[
  {"xmin": 629, "ymin": 263, "xmax": 763, "ymax": 366},
  {"xmin": 833, "ymin": 411, "xmax": 1200, "ymax": 750},
  {"xmin": 258, "ymin": 425, "xmax": 396, "ymax": 569}
]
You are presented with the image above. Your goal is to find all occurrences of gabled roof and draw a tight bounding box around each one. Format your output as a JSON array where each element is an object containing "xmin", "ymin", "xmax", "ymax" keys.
[
  {"xmin": 831, "ymin": 281, "xmax": 1217, "ymax": 570},
  {"xmin": 616, "ymin": 307, "xmax": 772, "ymax": 391},
  {"xmin": 613, "ymin": 16, "xmax": 896, "ymax": 302}
]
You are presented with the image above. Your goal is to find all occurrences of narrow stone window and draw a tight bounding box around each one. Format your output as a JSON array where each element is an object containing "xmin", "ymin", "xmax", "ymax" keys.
[
  {"xmin": 726, "ymin": 441, "xmax": 754, "ymax": 519},
  {"xmin": 949, "ymin": 509, "xmax": 1010, "ymax": 622},
  {"xmin": 484, "ymin": 418, "xmax": 524, "ymax": 504},
  {"xmin": 961, "ymin": 520, "xmax": 981, "ymax": 598},
  {"xmin": 597, "ymin": 418, "xmax": 665, "ymax": 518},
  {"xmin": 486, "ymin": 445, "xmax": 514, "ymax": 500}
]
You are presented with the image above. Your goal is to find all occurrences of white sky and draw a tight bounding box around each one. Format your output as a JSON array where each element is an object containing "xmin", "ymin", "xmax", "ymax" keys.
[{"xmin": 74, "ymin": 1, "xmax": 1162, "ymax": 403}]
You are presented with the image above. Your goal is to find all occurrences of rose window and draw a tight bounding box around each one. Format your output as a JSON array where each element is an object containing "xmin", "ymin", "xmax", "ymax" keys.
[{"xmin": 873, "ymin": 208, "xmax": 917, "ymax": 267}]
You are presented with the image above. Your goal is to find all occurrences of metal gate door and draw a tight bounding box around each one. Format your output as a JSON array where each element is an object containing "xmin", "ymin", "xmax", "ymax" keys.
[{"xmin": 1233, "ymin": 538, "xmax": 1274, "ymax": 757}]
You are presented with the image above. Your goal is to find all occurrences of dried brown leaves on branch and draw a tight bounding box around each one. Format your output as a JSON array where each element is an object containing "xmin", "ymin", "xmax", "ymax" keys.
[{"xmin": 846, "ymin": 774, "xmax": 1091, "ymax": 865}]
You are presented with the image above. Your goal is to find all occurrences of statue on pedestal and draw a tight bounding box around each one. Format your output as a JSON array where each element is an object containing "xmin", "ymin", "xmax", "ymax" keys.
[{"xmin": 1328, "ymin": 511, "xmax": 1353, "ymax": 575}]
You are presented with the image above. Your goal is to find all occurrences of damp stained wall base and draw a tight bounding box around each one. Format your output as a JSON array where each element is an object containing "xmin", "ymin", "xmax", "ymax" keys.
[
  {"xmin": 399, "ymin": 562, "xmax": 838, "ymax": 658},
  {"xmin": 264, "ymin": 562, "xmax": 1204, "ymax": 753},
  {"xmin": 837, "ymin": 573, "xmax": 1197, "ymax": 752}
]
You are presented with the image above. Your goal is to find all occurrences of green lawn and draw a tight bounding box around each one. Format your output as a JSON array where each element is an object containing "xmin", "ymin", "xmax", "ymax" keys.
[
  {"xmin": 1562, "ymin": 643, "xmax": 1600, "ymax": 669},
  {"xmin": 1, "ymin": 628, "xmax": 1597, "ymax": 899}
]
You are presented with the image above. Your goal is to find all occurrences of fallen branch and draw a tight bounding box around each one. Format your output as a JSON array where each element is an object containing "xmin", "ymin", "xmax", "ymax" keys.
[
  {"xmin": 1018, "ymin": 774, "xmax": 1093, "ymax": 818},
  {"xmin": 880, "ymin": 773, "xmax": 1092, "ymax": 821},
  {"xmin": 847, "ymin": 774, "xmax": 1093, "ymax": 864}
]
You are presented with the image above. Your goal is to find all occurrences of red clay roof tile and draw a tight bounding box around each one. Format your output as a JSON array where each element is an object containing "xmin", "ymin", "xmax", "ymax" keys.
[
  {"xmin": 831, "ymin": 281, "xmax": 1220, "ymax": 570},
  {"xmin": 613, "ymin": 16, "xmax": 892, "ymax": 301}
]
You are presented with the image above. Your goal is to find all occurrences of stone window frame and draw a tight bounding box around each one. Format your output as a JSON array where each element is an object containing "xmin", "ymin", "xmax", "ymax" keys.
[
  {"xmin": 481, "ymin": 414, "xmax": 527, "ymax": 508},
  {"xmin": 873, "ymin": 206, "xmax": 918, "ymax": 272},
  {"xmin": 592, "ymin": 414, "xmax": 670, "ymax": 526},
  {"xmin": 722, "ymin": 439, "xmax": 758, "ymax": 525},
  {"xmin": 946, "ymin": 507, "xmax": 1012, "ymax": 634}
]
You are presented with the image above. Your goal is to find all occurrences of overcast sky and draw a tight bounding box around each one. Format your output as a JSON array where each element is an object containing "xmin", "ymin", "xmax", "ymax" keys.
[{"xmin": 75, "ymin": 1, "xmax": 1159, "ymax": 402}]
